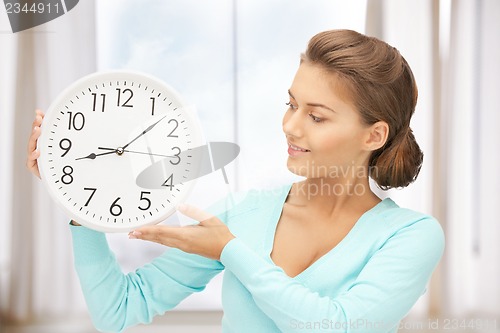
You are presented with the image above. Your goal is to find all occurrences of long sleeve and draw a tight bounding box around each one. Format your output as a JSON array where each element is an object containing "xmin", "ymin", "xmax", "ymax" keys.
[
  {"xmin": 70, "ymin": 225, "xmax": 224, "ymax": 333},
  {"xmin": 220, "ymin": 216, "xmax": 444, "ymax": 333}
]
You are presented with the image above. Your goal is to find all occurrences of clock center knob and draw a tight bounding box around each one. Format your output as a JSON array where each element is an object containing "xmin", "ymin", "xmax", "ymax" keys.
[{"xmin": 116, "ymin": 147, "xmax": 125, "ymax": 155}]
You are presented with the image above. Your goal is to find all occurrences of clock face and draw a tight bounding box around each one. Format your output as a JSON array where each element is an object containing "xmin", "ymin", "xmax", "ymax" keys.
[{"xmin": 38, "ymin": 71, "xmax": 203, "ymax": 232}]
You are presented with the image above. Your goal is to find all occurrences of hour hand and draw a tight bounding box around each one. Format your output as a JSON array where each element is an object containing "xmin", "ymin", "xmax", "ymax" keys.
[{"xmin": 75, "ymin": 150, "xmax": 117, "ymax": 160}]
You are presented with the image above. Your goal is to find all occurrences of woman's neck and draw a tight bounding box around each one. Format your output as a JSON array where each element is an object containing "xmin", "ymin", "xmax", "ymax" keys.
[{"xmin": 289, "ymin": 176, "xmax": 381, "ymax": 220}]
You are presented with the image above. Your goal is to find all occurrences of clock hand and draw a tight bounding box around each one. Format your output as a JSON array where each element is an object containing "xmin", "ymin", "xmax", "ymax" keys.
[
  {"xmin": 75, "ymin": 150, "xmax": 117, "ymax": 161},
  {"xmin": 80, "ymin": 116, "xmax": 169, "ymax": 162},
  {"xmin": 121, "ymin": 115, "xmax": 167, "ymax": 150},
  {"xmin": 98, "ymin": 147, "xmax": 176, "ymax": 159},
  {"xmin": 76, "ymin": 131, "xmax": 175, "ymax": 162}
]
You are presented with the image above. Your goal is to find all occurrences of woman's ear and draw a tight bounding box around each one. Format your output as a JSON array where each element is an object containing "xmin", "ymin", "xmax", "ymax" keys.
[{"xmin": 364, "ymin": 121, "xmax": 389, "ymax": 151}]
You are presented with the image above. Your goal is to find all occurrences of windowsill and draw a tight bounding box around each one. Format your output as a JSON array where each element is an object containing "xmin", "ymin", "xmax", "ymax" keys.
[{"xmin": 2, "ymin": 311, "xmax": 224, "ymax": 333}]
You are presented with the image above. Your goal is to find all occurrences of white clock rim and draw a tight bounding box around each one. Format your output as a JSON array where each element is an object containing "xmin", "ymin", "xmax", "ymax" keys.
[{"xmin": 38, "ymin": 70, "xmax": 203, "ymax": 233}]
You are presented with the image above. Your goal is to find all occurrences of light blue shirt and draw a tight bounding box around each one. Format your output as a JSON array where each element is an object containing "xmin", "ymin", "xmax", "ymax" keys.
[{"xmin": 71, "ymin": 184, "xmax": 444, "ymax": 332}]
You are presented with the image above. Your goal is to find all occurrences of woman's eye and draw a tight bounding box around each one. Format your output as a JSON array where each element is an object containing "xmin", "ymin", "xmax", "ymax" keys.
[
  {"xmin": 309, "ymin": 113, "xmax": 323, "ymax": 123},
  {"xmin": 285, "ymin": 102, "xmax": 297, "ymax": 110}
]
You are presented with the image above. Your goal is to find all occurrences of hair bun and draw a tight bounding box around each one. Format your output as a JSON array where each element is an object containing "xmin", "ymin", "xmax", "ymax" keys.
[{"xmin": 370, "ymin": 127, "xmax": 423, "ymax": 190}]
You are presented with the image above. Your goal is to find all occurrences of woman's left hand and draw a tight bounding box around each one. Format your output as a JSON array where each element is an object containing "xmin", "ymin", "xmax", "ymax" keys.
[{"xmin": 128, "ymin": 204, "xmax": 235, "ymax": 260}]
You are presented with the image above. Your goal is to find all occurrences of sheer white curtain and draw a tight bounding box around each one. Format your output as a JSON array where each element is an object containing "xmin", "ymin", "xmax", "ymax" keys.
[
  {"xmin": 443, "ymin": 0, "xmax": 500, "ymax": 317},
  {"xmin": 0, "ymin": 1, "xmax": 97, "ymax": 323}
]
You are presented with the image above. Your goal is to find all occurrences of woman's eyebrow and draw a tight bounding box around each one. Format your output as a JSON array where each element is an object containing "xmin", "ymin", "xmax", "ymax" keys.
[
  {"xmin": 288, "ymin": 89, "xmax": 336, "ymax": 113},
  {"xmin": 307, "ymin": 103, "xmax": 336, "ymax": 113}
]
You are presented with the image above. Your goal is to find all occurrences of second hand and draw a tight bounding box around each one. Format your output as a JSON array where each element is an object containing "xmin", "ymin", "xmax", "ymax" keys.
[{"xmin": 97, "ymin": 147, "xmax": 175, "ymax": 159}]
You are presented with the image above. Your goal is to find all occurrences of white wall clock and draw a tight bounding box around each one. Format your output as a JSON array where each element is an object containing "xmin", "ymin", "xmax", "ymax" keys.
[{"xmin": 38, "ymin": 71, "xmax": 203, "ymax": 232}]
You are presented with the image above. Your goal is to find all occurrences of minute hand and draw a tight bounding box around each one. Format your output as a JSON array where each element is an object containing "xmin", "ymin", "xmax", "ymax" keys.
[{"xmin": 122, "ymin": 115, "xmax": 167, "ymax": 149}]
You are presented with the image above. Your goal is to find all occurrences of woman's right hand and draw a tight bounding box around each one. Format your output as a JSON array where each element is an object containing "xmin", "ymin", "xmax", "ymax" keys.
[
  {"xmin": 26, "ymin": 109, "xmax": 82, "ymax": 227},
  {"xmin": 26, "ymin": 109, "xmax": 44, "ymax": 179}
]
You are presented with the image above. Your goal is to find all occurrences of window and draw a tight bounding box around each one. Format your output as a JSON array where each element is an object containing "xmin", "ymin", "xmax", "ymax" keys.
[{"xmin": 96, "ymin": 0, "xmax": 367, "ymax": 309}]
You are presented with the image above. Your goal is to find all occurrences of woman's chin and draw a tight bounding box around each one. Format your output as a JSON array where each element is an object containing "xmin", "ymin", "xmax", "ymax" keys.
[{"xmin": 286, "ymin": 158, "xmax": 309, "ymax": 177}]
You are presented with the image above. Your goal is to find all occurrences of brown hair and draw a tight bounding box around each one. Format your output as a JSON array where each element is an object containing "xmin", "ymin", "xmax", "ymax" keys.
[{"xmin": 301, "ymin": 29, "xmax": 423, "ymax": 190}]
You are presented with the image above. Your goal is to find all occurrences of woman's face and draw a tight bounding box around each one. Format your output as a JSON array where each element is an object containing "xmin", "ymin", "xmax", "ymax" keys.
[{"xmin": 282, "ymin": 62, "xmax": 372, "ymax": 180}]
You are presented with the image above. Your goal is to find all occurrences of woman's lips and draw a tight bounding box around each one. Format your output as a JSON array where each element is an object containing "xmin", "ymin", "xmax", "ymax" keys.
[{"xmin": 287, "ymin": 143, "xmax": 310, "ymax": 156}]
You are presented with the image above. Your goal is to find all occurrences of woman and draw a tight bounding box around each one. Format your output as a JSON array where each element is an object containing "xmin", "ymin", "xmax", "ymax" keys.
[{"xmin": 27, "ymin": 29, "xmax": 444, "ymax": 333}]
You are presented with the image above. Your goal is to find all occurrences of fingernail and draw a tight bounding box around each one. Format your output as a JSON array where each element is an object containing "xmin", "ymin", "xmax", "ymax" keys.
[{"xmin": 128, "ymin": 230, "xmax": 141, "ymax": 239}]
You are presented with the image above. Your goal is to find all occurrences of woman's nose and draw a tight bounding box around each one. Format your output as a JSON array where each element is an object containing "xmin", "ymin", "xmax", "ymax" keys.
[{"xmin": 282, "ymin": 109, "xmax": 304, "ymax": 138}]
